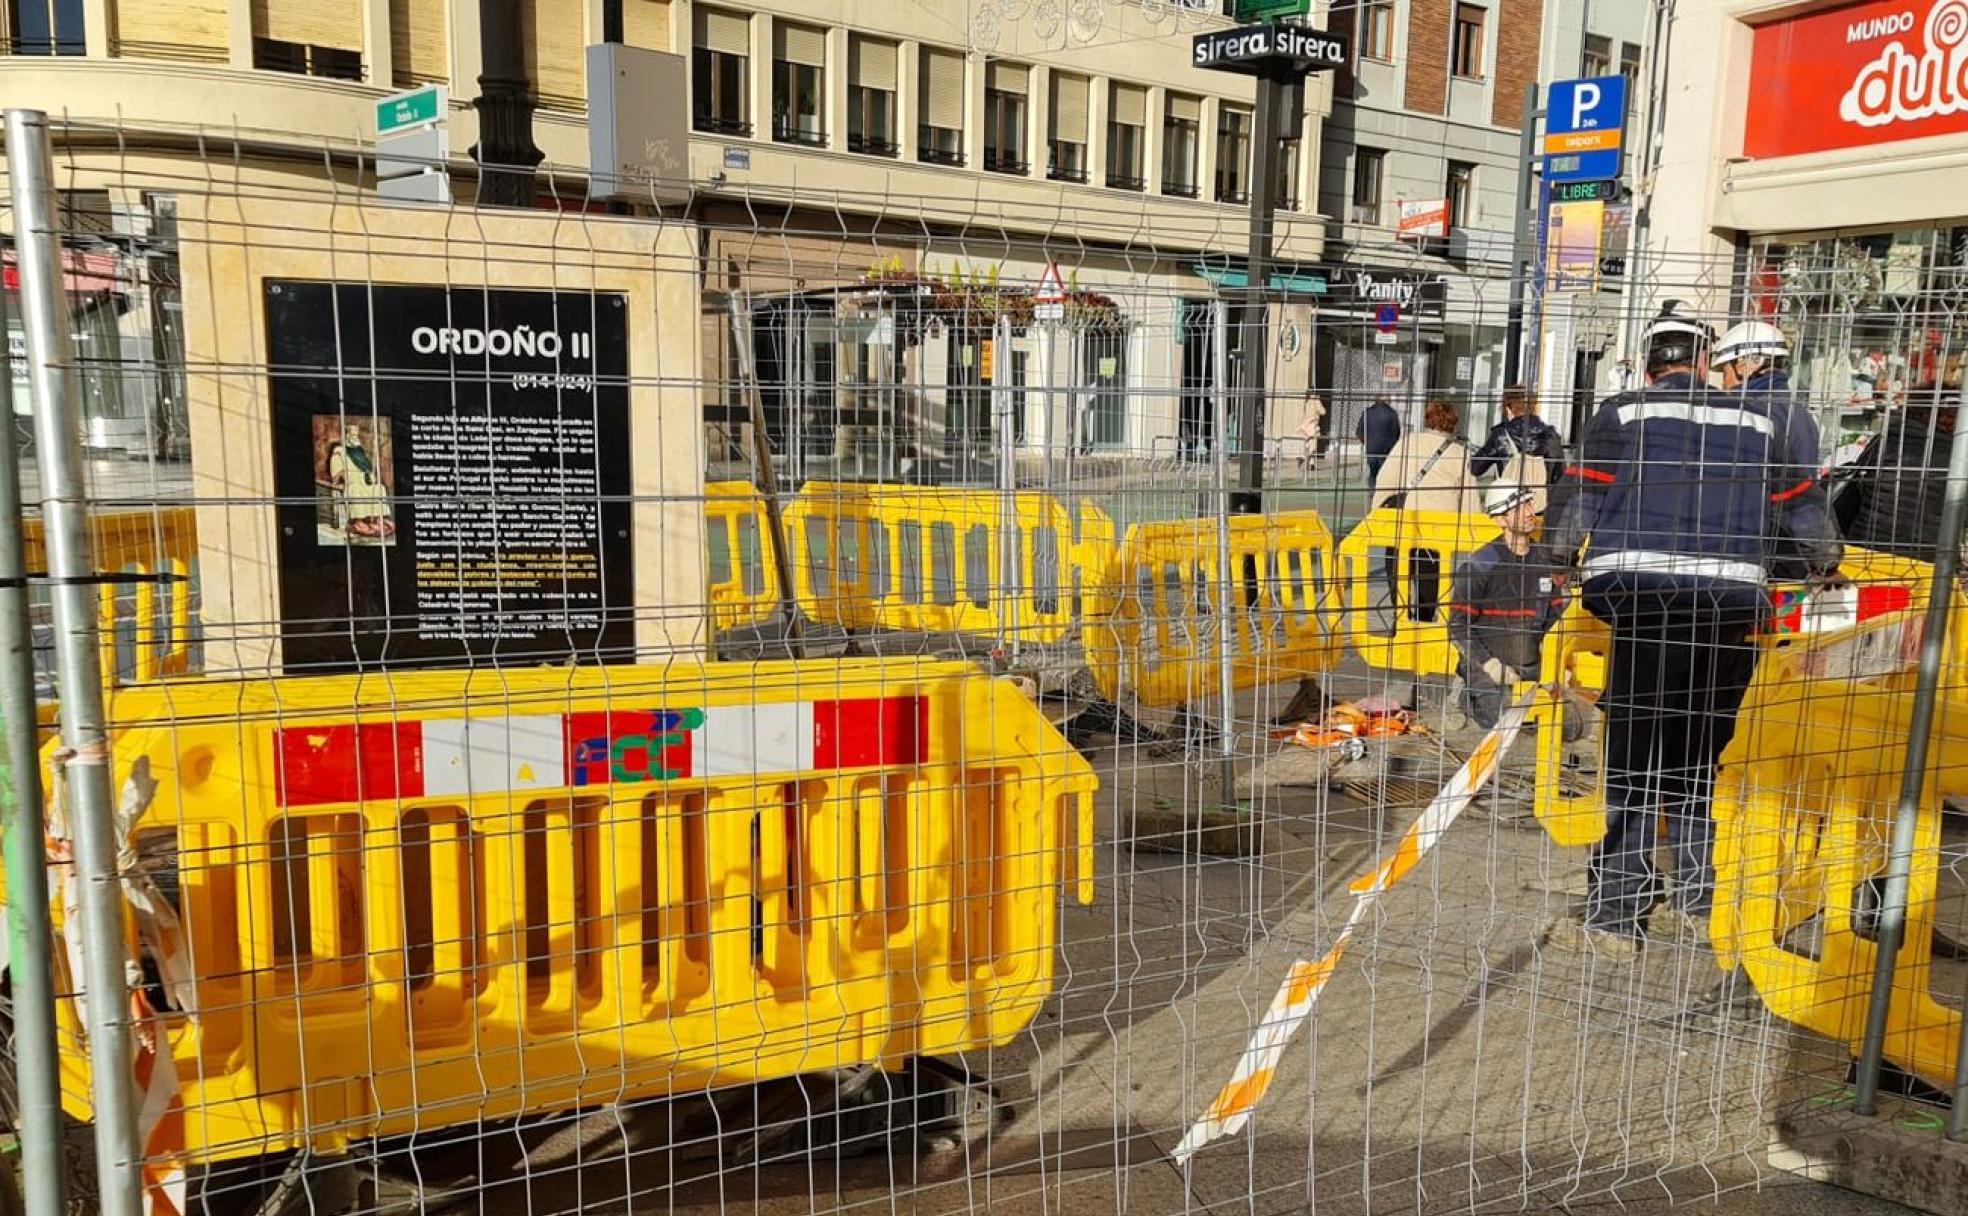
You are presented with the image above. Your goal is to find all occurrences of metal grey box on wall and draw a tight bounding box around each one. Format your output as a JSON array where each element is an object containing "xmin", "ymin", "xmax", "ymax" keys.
[{"xmin": 587, "ymin": 43, "xmax": 690, "ymax": 204}]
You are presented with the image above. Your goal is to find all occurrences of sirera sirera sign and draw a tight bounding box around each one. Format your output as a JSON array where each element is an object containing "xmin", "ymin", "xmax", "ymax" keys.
[{"xmin": 1192, "ymin": 22, "xmax": 1348, "ymax": 74}]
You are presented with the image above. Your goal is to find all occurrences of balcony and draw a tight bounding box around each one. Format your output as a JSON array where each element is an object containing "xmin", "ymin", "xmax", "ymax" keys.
[
  {"xmin": 1048, "ymin": 164, "xmax": 1089, "ymax": 184},
  {"xmin": 918, "ymin": 126, "xmax": 965, "ymax": 167},
  {"xmin": 1107, "ymin": 173, "xmax": 1146, "ymax": 192},
  {"xmin": 695, "ymin": 114, "xmax": 753, "ymax": 138},
  {"xmin": 848, "ymin": 134, "xmax": 900, "ymax": 157},
  {"xmin": 1163, "ymin": 181, "xmax": 1200, "ymax": 199},
  {"xmin": 773, "ymin": 124, "xmax": 828, "ymax": 148},
  {"xmin": 985, "ymin": 153, "xmax": 1029, "ymax": 176}
]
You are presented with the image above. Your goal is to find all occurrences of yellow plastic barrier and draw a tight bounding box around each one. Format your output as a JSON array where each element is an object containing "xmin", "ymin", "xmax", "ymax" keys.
[
  {"xmin": 1333, "ymin": 509, "xmax": 1500, "ymax": 677},
  {"xmin": 1084, "ymin": 509, "xmax": 1338, "ymax": 708},
  {"xmin": 703, "ymin": 482, "xmax": 783, "ymax": 633},
  {"xmin": 23, "ymin": 507, "xmax": 197, "ymax": 686},
  {"xmin": 36, "ymin": 660, "xmax": 1096, "ymax": 1165},
  {"xmin": 785, "ymin": 482, "xmax": 1108, "ymax": 645},
  {"xmin": 1710, "ymin": 597, "xmax": 1966, "ymax": 1086},
  {"xmin": 1529, "ymin": 546, "xmax": 1937, "ymax": 850}
]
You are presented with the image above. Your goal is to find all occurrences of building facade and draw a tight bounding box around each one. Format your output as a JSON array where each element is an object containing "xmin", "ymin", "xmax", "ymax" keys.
[
  {"xmin": 0, "ymin": 0, "xmax": 1340, "ymax": 467},
  {"xmin": 1316, "ymin": 0, "xmax": 1654, "ymax": 441},
  {"xmin": 1647, "ymin": 0, "xmax": 1968, "ymax": 451}
]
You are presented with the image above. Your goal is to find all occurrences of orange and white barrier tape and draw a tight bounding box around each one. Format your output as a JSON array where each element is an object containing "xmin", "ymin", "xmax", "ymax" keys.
[
  {"xmin": 1171, "ymin": 690, "xmax": 1535, "ymax": 1163},
  {"xmin": 43, "ymin": 755, "xmax": 189, "ymax": 1216}
]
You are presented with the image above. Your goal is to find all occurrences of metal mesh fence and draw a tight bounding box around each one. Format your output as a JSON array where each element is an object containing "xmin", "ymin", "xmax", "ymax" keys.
[{"xmin": 1, "ymin": 106, "xmax": 1966, "ymax": 1216}]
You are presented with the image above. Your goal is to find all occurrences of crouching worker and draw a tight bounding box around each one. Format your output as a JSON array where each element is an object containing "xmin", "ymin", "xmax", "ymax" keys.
[{"xmin": 1449, "ymin": 481, "xmax": 1566, "ymax": 731}]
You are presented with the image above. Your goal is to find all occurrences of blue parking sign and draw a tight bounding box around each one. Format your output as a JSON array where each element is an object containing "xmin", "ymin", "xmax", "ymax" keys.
[{"xmin": 1544, "ymin": 75, "xmax": 1626, "ymax": 182}]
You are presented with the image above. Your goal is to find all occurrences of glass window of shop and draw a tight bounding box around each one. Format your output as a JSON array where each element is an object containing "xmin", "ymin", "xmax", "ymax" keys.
[
  {"xmin": 4, "ymin": 192, "xmax": 187, "ymax": 460},
  {"xmin": 1747, "ymin": 225, "xmax": 1968, "ymax": 450}
]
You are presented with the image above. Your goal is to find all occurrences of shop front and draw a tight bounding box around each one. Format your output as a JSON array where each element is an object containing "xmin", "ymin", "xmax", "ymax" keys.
[
  {"xmin": 1314, "ymin": 265, "xmax": 1451, "ymax": 439},
  {"xmin": 1654, "ymin": 0, "xmax": 1968, "ymax": 450}
]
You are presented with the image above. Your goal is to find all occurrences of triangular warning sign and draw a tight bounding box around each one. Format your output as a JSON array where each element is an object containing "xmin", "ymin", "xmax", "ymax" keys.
[{"xmin": 1036, "ymin": 261, "xmax": 1066, "ymax": 303}]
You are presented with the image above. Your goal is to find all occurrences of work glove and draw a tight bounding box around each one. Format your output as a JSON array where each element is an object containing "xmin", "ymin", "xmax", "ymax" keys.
[
  {"xmin": 1481, "ymin": 657, "xmax": 1508, "ymax": 685},
  {"xmin": 1806, "ymin": 567, "xmax": 1852, "ymax": 594}
]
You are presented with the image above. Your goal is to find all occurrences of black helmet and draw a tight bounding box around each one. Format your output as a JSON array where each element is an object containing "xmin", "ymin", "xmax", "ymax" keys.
[{"xmin": 1642, "ymin": 299, "xmax": 1716, "ymax": 374}]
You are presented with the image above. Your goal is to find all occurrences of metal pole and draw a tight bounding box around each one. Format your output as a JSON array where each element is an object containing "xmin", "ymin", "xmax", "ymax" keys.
[
  {"xmin": 1233, "ymin": 69, "xmax": 1282, "ymax": 517},
  {"xmin": 1503, "ymin": 82, "xmax": 1539, "ymax": 387},
  {"xmin": 1212, "ymin": 300, "xmax": 1236, "ymax": 797},
  {"xmin": 995, "ymin": 316, "xmax": 1020, "ymax": 660},
  {"xmin": 0, "ymin": 233, "xmax": 68, "ymax": 1216},
  {"xmin": 729, "ymin": 293, "xmax": 804, "ymax": 655},
  {"xmin": 5, "ymin": 108, "xmax": 145, "ymax": 1216},
  {"xmin": 1854, "ymin": 374, "xmax": 1968, "ymax": 1115}
]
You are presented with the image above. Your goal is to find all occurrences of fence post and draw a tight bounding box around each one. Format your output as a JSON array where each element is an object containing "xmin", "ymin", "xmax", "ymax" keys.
[
  {"xmin": 0, "ymin": 214, "xmax": 68, "ymax": 1216},
  {"xmin": 1854, "ymin": 372, "xmax": 1968, "ymax": 1115},
  {"xmin": 4, "ymin": 108, "xmax": 147, "ymax": 1216},
  {"xmin": 1211, "ymin": 299, "xmax": 1237, "ymax": 797}
]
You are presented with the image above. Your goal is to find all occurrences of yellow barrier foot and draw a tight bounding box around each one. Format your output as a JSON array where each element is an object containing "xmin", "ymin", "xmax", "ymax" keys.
[
  {"xmin": 1546, "ymin": 918, "xmax": 1641, "ymax": 962},
  {"xmin": 1678, "ymin": 966, "xmax": 1763, "ymax": 1028}
]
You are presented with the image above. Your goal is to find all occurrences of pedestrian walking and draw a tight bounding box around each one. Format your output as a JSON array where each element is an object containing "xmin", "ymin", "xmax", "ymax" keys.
[
  {"xmin": 1470, "ymin": 385, "xmax": 1563, "ymax": 489},
  {"xmin": 1542, "ymin": 301, "xmax": 1843, "ymax": 960},
  {"xmin": 1356, "ymin": 397, "xmax": 1402, "ymax": 485},
  {"xmin": 1372, "ymin": 399, "xmax": 1478, "ymax": 621},
  {"xmin": 1371, "ymin": 399, "xmax": 1478, "ymax": 516}
]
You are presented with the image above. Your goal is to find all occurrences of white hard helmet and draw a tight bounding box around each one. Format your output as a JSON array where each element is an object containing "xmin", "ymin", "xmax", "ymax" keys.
[
  {"xmin": 1484, "ymin": 480, "xmax": 1536, "ymax": 517},
  {"xmin": 1713, "ymin": 320, "xmax": 1790, "ymax": 368},
  {"xmin": 1641, "ymin": 299, "xmax": 1716, "ymax": 372}
]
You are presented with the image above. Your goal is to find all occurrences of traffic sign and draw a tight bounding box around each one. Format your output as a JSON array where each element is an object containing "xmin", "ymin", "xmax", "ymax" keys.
[
  {"xmin": 1543, "ymin": 75, "xmax": 1626, "ymax": 182},
  {"xmin": 377, "ymin": 84, "xmax": 445, "ymax": 137},
  {"xmin": 1233, "ymin": 0, "xmax": 1309, "ymax": 19},
  {"xmin": 1375, "ymin": 302, "xmax": 1400, "ymax": 333},
  {"xmin": 1035, "ymin": 261, "xmax": 1066, "ymax": 303},
  {"xmin": 1550, "ymin": 179, "xmax": 1619, "ymax": 203}
]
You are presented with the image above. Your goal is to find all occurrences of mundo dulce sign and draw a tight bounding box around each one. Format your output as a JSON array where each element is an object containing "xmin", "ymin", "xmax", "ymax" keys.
[{"xmin": 1744, "ymin": 0, "xmax": 1968, "ymax": 158}]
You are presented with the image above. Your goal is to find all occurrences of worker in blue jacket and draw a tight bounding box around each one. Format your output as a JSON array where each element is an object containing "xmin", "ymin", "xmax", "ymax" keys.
[{"xmin": 1542, "ymin": 301, "xmax": 1843, "ymax": 960}]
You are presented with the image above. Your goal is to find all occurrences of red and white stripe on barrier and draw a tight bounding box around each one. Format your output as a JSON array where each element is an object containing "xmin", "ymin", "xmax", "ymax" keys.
[
  {"xmin": 273, "ymin": 696, "xmax": 930, "ymax": 808},
  {"xmin": 1171, "ymin": 691, "xmax": 1536, "ymax": 1163}
]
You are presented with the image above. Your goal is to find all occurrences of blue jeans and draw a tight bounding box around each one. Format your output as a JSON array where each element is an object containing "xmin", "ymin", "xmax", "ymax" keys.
[{"xmin": 1581, "ymin": 574, "xmax": 1764, "ymax": 938}]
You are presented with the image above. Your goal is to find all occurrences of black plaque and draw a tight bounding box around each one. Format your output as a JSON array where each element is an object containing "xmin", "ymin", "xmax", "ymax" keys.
[{"xmin": 266, "ymin": 281, "xmax": 633, "ymax": 673}]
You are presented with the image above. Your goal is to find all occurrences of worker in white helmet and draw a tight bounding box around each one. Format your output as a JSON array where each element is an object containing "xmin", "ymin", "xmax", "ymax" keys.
[{"xmin": 1712, "ymin": 320, "xmax": 1792, "ymax": 393}]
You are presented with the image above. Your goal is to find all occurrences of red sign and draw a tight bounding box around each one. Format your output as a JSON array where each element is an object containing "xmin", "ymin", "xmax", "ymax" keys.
[{"xmin": 1745, "ymin": 0, "xmax": 1968, "ymax": 159}]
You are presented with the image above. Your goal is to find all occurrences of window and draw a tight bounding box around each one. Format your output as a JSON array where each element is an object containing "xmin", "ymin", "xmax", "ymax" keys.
[
  {"xmin": 1620, "ymin": 40, "xmax": 1643, "ymax": 104},
  {"xmin": 1049, "ymin": 72, "xmax": 1090, "ymax": 183},
  {"xmin": 1360, "ymin": 0, "xmax": 1395, "ymax": 61},
  {"xmin": 984, "ymin": 61, "xmax": 1029, "ymax": 174},
  {"xmin": 1445, "ymin": 161, "xmax": 1474, "ymax": 229},
  {"xmin": 1215, "ymin": 106, "xmax": 1250, "ymax": 203},
  {"xmin": 253, "ymin": 37, "xmax": 363, "ymax": 80},
  {"xmin": 1274, "ymin": 136, "xmax": 1301, "ymax": 211},
  {"xmin": 1161, "ymin": 94, "xmax": 1201, "ymax": 197},
  {"xmin": 1451, "ymin": 3, "xmax": 1486, "ymax": 80},
  {"xmin": 1108, "ymin": 83, "xmax": 1147, "ymax": 191},
  {"xmin": 1351, "ymin": 147, "xmax": 1384, "ymax": 226},
  {"xmin": 6, "ymin": 0, "xmax": 83, "ymax": 53},
  {"xmin": 848, "ymin": 36, "xmax": 898, "ymax": 155},
  {"xmin": 919, "ymin": 46, "xmax": 966, "ymax": 167},
  {"xmin": 772, "ymin": 22, "xmax": 826, "ymax": 146},
  {"xmin": 693, "ymin": 8, "xmax": 751, "ymax": 136},
  {"xmin": 1581, "ymin": 33, "xmax": 1612, "ymax": 78}
]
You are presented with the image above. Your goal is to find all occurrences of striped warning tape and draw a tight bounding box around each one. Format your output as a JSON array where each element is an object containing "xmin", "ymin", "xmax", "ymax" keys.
[{"xmin": 1170, "ymin": 690, "xmax": 1536, "ymax": 1163}]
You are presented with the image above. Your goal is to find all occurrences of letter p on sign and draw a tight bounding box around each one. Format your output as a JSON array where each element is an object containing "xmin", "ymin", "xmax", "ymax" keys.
[{"xmin": 1571, "ymin": 82, "xmax": 1601, "ymax": 129}]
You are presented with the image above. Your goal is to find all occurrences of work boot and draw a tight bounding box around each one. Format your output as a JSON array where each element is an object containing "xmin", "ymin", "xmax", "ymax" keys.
[
  {"xmin": 1649, "ymin": 904, "xmax": 1712, "ymax": 947},
  {"xmin": 1547, "ymin": 917, "xmax": 1640, "ymax": 961}
]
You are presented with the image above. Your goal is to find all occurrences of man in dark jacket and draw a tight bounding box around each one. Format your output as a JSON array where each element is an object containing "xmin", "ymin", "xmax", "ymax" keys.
[
  {"xmin": 1356, "ymin": 398, "xmax": 1402, "ymax": 484},
  {"xmin": 1449, "ymin": 481, "xmax": 1567, "ymax": 729},
  {"xmin": 1470, "ymin": 385, "xmax": 1563, "ymax": 485},
  {"xmin": 1838, "ymin": 388, "xmax": 1956, "ymax": 559},
  {"xmin": 1542, "ymin": 301, "xmax": 1844, "ymax": 960}
]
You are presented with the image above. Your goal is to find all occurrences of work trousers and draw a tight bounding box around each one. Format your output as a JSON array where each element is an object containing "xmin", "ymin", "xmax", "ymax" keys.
[{"xmin": 1581, "ymin": 574, "xmax": 1765, "ymax": 939}]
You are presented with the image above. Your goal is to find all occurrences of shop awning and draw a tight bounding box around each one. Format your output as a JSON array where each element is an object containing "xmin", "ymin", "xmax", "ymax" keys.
[{"xmin": 1192, "ymin": 261, "xmax": 1328, "ymax": 296}]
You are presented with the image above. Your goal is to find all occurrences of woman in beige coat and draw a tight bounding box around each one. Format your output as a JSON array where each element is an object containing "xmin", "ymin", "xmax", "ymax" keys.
[{"xmin": 1370, "ymin": 399, "xmax": 1480, "ymax": 515}]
